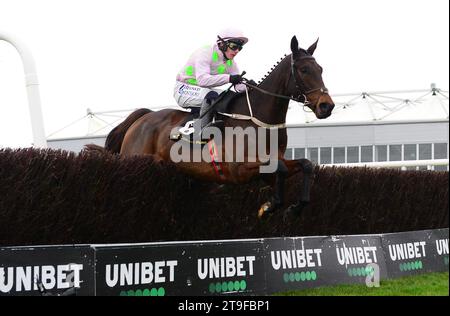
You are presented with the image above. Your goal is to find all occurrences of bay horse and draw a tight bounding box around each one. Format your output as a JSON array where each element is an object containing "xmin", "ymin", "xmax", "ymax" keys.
[{"xmin": 87, "ymin": 36, "xmax": 335, "ymax": 218}]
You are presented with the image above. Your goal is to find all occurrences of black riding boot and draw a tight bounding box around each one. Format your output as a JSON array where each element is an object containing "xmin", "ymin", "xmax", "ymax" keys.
[{"xmin": 196, "ymin": 91, "xmax": 223, "ymax": 140}]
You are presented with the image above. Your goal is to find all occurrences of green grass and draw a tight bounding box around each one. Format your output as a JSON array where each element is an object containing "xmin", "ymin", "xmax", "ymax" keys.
[{"xmin": 276, "ymin": 272, "xmax": 449, "ymax": 296}]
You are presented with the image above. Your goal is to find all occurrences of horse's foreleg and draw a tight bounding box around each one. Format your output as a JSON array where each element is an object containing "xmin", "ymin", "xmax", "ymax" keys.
[
  {"xmin": 257, "ymin": 160, "xmax": 288, "ymax": 219},
  {"xmin": 283, "ymin": 158, "xmax": 314, "ymax": 216}
]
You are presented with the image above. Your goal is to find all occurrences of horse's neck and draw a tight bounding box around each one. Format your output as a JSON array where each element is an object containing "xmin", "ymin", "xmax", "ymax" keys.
[{"xmin": 229, "ymin": 57, "xmax": 291, "ymax": 125}]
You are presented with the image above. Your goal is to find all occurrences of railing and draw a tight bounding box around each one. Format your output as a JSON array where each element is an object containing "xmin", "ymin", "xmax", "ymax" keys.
[
  {"xmin": 0, "ymin": 31, "xmax": 47, "ymax": 148},
  {"xmin": 325, "ymin": 159, "xmax": 449, "ymax": 171}
]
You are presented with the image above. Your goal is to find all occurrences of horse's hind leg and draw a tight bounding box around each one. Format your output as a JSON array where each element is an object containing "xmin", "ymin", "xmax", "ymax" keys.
[{"xmin": 283, "ymin": 158, "xmax": 314, "ymax": 216}]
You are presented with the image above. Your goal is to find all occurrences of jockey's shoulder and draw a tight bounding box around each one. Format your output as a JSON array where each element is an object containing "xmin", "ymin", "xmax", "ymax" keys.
[
  {"xmin": 198, "ymin": 43, "xmax": 222, "ymax": 53},
  {"xmin": 190, "ymin": 44, "xmax": 215, "ymax": 59},
  {"xmin": 197, "ymin": 44, "xmax": 215, "ymax": 53}
]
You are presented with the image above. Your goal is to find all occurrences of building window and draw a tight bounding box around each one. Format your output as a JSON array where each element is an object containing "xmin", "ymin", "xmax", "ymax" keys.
[
  {"xmin": 361, "ymin": 146, "xmax": 373, "ymax": 162},
  {"xmin": 333, "ymin": 147, "xmax": 345, "ymax": 164},
  {"xmin": 294, "ymin": 148, "xmax": 305, "ymax": 159},
  {"xmin": 307, "ymin": 147, "xmax": 318, "ymax": 163},
  {"xmin": 347, "ymin": 146, "xmax": 359, "ymax": 163},
  {"xmin": 434, "ymin": 143, "xmax": 448, "ymax": 159},
  {"xmin": 320, "ymin": 147, "xmax": 332, "ymax": 164},
  {"xmin": 389, "ymin": 145, "xmax": 402, "ymax": 161},
  {"xmin": 419, "ymin": 144, "xmax": 432, "ymax": 160},
  {"xmin": 284, "ymin": 148, "xmax": 293, "ymax": 159},
  {"xmin": 375, "ymin": 145, "xmax": 387, "ymax": 162},
  {"xmin": 404, "ymin": 144, "xmax": 417, "ymax": 161}
]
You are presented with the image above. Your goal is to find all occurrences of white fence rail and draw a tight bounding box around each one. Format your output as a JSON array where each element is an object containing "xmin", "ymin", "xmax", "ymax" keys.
[{"xmin": 325, "ymin": 159, "xmax": 449, "ymax": 170}]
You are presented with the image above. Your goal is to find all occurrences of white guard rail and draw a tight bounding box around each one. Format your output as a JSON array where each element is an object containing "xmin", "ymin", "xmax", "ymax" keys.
[{"xmin": 325, "ymin": 159, "xmax": 449, "ymax": 170}]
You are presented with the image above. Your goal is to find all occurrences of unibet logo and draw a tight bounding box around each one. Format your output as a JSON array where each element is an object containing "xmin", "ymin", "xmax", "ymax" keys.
[
  {"xmin": 388, "ymin": 242, "xmax": 426, "ymax": 261},
  {"xmin": 270, "ymin": 249, "xmax": 322, "ymax": 270},
  {"xmin": 105, "ymin": 261, "xmax": 178, "ymax": 287},
  {"xmin": 197, "ymin": 256, "xmax": 255, "ymax": 280},
  {"xmin": 0, "ymin": 264, "xmax": 83, "ymax": 293},
  {"xmin": 336, "ymin": 245, "xmax": 378, "ymax": 265},
  {"xmin": 436, "ymin": 239, "xmax": 449, "ymax": 255}
]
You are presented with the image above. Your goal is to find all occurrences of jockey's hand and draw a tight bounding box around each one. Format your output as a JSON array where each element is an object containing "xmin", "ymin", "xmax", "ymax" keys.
[{"xmin": 229, "ymin": 74, "xmax": 243, "ymax": 84}]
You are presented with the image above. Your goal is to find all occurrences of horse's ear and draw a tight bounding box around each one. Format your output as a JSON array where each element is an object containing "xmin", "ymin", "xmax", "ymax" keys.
[
  {"xmin": 291, "ymin": 35, "xmax": 299, "ymax": 58},
  {"xmin": 307, "ymin": 37, "xmax": 319, "ymax": 55}
]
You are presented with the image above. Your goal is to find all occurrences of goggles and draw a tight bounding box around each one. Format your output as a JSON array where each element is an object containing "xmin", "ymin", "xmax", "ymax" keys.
[{"xmin": 227, "ymin": 41, "xmax": 243, "ymax": 51}]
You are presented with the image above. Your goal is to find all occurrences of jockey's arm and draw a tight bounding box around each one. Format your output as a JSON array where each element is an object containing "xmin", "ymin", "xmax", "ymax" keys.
[{"xmin": 229, "ymin": 63, "xmax": 246, "ymax": 92}]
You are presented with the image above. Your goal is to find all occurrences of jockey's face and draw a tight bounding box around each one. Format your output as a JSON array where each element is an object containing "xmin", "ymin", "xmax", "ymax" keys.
[
  {"xmin": 224, "ymin": 41, "xmax": 243, "ymax": 60},
  {"xmin": 225, "ymin": 47, "xmax": 239, "ymax": 60}
]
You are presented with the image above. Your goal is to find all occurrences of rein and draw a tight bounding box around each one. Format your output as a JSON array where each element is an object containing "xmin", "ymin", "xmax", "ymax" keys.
[
  {"xmin": 218, "ymin": 86, "xmax": 287, "ymax": 129},
  {"xmin": 218, "ymin": 53, "xmax": 329, "ymax": 130}
]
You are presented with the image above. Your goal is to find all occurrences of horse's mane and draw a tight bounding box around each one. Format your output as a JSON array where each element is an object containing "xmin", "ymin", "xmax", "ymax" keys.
[
  {"xmin": 257, "ymin": 49, "xmax": 309, "ymax": 85},
  {"xmin": 258, "ymin": 54, "xmax": 289, "ymax": 85}
]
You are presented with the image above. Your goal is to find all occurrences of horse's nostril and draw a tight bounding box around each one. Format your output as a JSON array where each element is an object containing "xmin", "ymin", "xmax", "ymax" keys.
[
  {"xmin": 319, "ymin": 103, "xmax": 335, "ymax": 113},
  {"xmin": 319, "ymin": 103, "xmax": 329, "ymax": 112}
]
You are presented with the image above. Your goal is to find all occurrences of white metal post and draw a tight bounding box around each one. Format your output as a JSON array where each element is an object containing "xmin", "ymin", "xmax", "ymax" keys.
[{"xmin": 0, "ymin": 31, "xmax": 47, "ymax": 148}]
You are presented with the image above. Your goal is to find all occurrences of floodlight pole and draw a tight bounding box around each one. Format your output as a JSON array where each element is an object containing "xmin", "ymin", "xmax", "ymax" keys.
[{"xmin": 0, "ymin": 31, "xmax": 47, "ymax": 148}]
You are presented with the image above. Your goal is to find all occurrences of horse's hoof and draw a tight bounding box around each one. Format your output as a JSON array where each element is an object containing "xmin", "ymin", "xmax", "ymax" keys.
[{"xmin": 258, "ymin": 202, "xmax": 272, "ymax": 219}]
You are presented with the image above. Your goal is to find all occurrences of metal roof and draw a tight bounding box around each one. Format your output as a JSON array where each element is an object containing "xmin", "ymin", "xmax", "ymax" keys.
[
  {"xmin": 286, "ymin": 85, "xmax": 448, "ymax": 125},
  {"xmin": 47, "ymin": 85, "xmax": 449, "ymax": 140}
]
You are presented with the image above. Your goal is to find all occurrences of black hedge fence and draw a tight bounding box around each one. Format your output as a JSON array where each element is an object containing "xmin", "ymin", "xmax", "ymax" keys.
[{"xmin": 0, "ymin": 148, "xmax": 448, "ymax": 246}]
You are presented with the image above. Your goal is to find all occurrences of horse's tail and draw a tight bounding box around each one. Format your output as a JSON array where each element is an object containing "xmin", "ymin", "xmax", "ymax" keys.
[
  {"xmin": 104, "ymin": 108, "xmax": 153, "ymax": 154},
  {"xmin": 83, "ymin": 108, "xmax": 152, "ymax": 154}
]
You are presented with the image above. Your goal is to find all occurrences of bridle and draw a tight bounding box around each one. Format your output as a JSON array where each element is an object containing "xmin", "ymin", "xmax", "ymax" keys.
[
  {"xmin": 243, "ymin": 53, "xmax": 329, "ymax": 107},
  {"xmin": 218, "ymin": 53, "xmax": 330, "ymax": 129},
  {"xmin": 289, "ymin": 54, "xmax": 329, "ymax": 106}
]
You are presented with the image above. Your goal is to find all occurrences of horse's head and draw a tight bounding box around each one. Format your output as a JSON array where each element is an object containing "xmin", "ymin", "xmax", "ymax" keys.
[{"xmin": 290, "ymin": 36, "xmax": 335, "ymax": 119}]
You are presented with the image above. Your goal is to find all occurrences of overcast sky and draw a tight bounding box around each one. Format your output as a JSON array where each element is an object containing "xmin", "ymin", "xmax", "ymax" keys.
[{"xmin": 0, "ymin": 0, "xmax": 449, "ymax": 147}]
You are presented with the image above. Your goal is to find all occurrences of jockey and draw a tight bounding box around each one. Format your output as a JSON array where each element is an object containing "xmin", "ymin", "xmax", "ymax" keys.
[{"xmin": 173, "ymin": 28, "xmax": 252, "ymax": 138}]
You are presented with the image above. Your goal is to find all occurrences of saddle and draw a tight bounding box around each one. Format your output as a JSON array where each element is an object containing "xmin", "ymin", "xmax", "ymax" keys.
[{"xmin": 170, "ymin": 90, "xmax": 243, "ymax": 143}]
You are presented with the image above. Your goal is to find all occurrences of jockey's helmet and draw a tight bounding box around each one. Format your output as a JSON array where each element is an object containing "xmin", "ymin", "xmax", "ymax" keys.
[{"xmin": 217, "ymin": 28, "xmax": 249, "ymax": 47}]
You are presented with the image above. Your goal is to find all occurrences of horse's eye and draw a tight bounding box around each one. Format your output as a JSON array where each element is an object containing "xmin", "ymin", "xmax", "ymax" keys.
[{"xmin": 300, "ymin": 67, "xmax": 308, "ymax": 74}]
